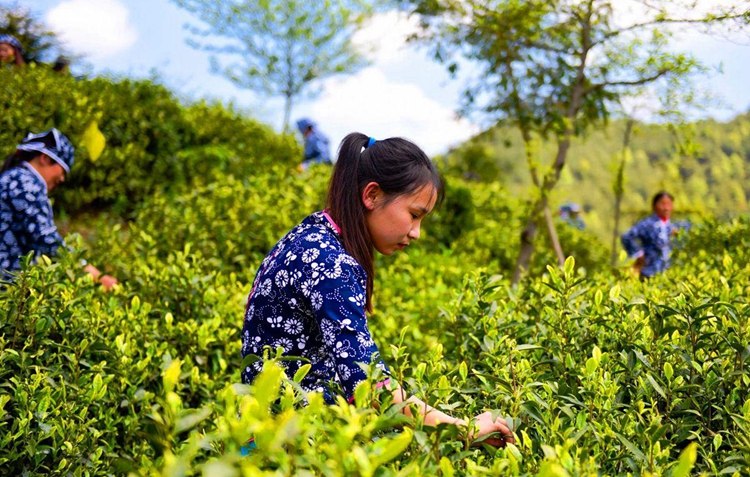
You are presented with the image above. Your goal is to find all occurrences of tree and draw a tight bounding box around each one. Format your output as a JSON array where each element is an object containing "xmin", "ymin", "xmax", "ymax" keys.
[
  {"xmin": 611, "ymin": 117, "xmax": 634, "ymax": 267},
  {"xmin": 174, "ymin": 0, "xmax": 371, "ymax": 131},
  {"xmin": 0, "ymin": 3, "xmax": 62, "ymax": 64},
  {"xmin": 406, "ymin": 0, "xmax": 747, "ymax": 283}
]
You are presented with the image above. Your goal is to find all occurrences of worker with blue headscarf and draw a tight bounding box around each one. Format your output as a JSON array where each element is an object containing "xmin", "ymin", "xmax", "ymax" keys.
[
  {"xmin": 0, "ymin": 128, "xmax": 118, "ymax": 289},
  {"xmin": 296, "ymin": 118, "xmax": 331, "ymax": 169},
  {"xmin": 0, "ymin": 34, "xmax": 25, "ymax": 67},
  {"xmin": 559, "ymin": 202, "xmax": 585, "ymax": 230}
]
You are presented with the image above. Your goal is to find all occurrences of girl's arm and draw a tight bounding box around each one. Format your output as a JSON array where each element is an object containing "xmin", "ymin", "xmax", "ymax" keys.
[
  {"xmin": 390, "ymin": 385, "xmax": 514, "ymax": 447},
  {"xmin": 304, "ymin": 246, "xmax": 514, "ymax": 446}
]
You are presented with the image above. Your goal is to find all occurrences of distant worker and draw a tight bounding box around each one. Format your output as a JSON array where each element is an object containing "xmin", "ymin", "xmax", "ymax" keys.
[
  {"xmin": 559, "ymin": 202, "xmax": 585, "ymax": 230},
  {"xmin": 621, "ymin": 191, "xmax": 689, "ymax": 278},
  {"xmin": 0, "ymin": 34, "xmax": 25, "ymax": 67},
  {"xmin": 0, "ymin": 129, "xmax": 118, "ymax": 290},
  {"xmin": 52, "ymin": 55, "xmax": 71, "ymax": 74},
  {"xmin": 296, "ymin": 118, "xmax": 331, "ymax": 170}
]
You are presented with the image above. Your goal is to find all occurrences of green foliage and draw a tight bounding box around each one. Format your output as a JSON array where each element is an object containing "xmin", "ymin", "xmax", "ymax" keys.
[
  {"xmin": 406, "ymin": 0, "xmax": 743, "ymax": 280},
  {"xmin": 0, "ymin": 66, "xmax": 299, "ymax": 214},
  {"xmin": 89, "ymin": 167, "xmax": 329, "ymax": 283},
  {"xmin": 536, "ymin": 223, "xmax": 610, "ymax": 275},
  {"xmin": 2, "ymin": 56, "xmax": 750, "ymax": 476},
  {"xmin": 423, "ymin": 180, "xmax": 476, "ymax": 248},
  {"xmin": 0, "ymin": 242, "xmax": 244, "ymax": 474},
  {"xmin": 4, "ymin": 211, "xmax": 750, "ymax": 474},
  {"xmin": 446, "ymin": 114, "xmax": 750, "ymax": 243}
]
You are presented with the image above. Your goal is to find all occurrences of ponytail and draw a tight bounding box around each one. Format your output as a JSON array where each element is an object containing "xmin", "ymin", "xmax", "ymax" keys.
[{"xmin": 327, "ymin": 133, "xmax": 444, "ymax": 312}]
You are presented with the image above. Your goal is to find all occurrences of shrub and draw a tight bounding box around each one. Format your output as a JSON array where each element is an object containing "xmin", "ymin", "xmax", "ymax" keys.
[{"xmin": 0, "ymin": 67, "xmax": 300, "ymax": 214}]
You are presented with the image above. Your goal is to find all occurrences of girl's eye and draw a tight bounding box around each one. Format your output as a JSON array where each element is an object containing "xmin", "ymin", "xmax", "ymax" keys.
[{"xmin": 411, "ymin": 213, "xmax": 419, "ymax": 219}]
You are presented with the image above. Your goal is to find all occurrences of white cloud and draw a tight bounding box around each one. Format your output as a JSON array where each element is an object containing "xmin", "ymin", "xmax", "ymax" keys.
[
  {"xmin": 298, "ymin": 68, "xmax": 478, "ymax": 157},
  {"xmin": 46, "ymin": 0, "xmax": 138, "ymax": 59},
  {"xmin": 353, "ymin": 11, "xmax": 421, "ymax": 65}
]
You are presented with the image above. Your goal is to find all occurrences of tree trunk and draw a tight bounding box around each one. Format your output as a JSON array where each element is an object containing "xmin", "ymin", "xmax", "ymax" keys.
[
  {"xmin": 545, "ymin": 206, "xmax": 565, "ymax": 266},
  {"xmin": 510, "ymin": 205, "xmax": 564, "ymax": 283},
  {"xmin": 282, "ymin": 94, "xmax": 293, "ymax": 133},
  {"xmin": 511, "ymin": 10, "xmax": 589, "ymax": 284},
  {"xmin": 513, "ymin": 130, "xmax": 565, "ymax": 282},
  {"xmin": 512, "ymin": 136, "xmax": 573, "ymax": 284},
  {"xmin": 611, "ymin": 118, "xmax": 634, "ymax": 266}
]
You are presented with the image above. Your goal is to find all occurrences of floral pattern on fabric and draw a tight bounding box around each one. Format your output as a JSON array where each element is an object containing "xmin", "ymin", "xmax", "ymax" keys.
[
  {"xmin": 621, "ymin": 214, "xmax": 688, "ymax": 277},
  {"xmin": 241, "ymin": 212, "xmax": 389, "ymax": 403},
  {"xmin": 0, "ymin": 164, "xmax": 63, "ymax": 275}
]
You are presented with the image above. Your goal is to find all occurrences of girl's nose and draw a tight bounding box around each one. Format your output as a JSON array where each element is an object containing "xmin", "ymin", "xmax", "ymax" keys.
[{"xmin": 408, "ymin": 224, "xmax": 421, "ymax": 240}]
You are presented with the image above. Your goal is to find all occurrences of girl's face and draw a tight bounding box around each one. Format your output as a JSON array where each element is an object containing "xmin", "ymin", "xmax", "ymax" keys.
[
  {"xmin": 0, "ymin": 43, "xmax": 15, "ymax": 63},
  {"xmin": 363, "ymin": 183, "xmax": 437, "ymax": 255},
  {"xmin": 653, "ymin": 196, "xmax": 673, "ymax": 220}
]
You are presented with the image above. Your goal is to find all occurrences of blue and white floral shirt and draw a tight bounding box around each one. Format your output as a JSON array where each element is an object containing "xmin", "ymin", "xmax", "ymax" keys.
[
  {"xmin": 621, "ymin": 214, "xmax": 688, "ymax": 277},
  {"xmin": 0, "ymin": 164, "xmax": 63, "ymax": 276},
  {"xmin": 241, "ymin": 211, "xmax": 389, "ymax": 403}
]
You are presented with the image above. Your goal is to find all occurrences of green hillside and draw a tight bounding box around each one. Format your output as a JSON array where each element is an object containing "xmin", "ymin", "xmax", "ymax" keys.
[{"xmin": 443, "ymin": 114, "xmax": 750, "ymax": 245}]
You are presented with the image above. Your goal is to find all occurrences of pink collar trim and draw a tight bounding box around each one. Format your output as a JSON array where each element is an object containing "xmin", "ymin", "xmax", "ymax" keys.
[{"xmin": 321, "ymin": 209, "xmax": 341, "ymax": 234}]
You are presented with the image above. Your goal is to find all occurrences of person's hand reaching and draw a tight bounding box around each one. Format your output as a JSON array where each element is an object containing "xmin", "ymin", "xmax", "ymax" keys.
[
  {"xmin": 84, "ymin": 264, "xmax": 119, "ymax": 292},
  {"xmin": 468, "ymin": 411, "xmax": 515, "ymax": 447},
  {"xmin": 98, "ymin": 274, "xmax": 119, "ymax": 291}
]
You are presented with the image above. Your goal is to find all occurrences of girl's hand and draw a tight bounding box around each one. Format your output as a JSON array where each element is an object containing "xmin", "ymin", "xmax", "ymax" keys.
[
  {"xmin": 99, "ymin": 274, "xmax": 119, "ymax": 291},
  {"xmin": 84, "ymin": 264, "xmax": 119, "ymax": 292},
  {"xmin": 469, "ymin": 411, "xmax": 515, "ymax": 447}
]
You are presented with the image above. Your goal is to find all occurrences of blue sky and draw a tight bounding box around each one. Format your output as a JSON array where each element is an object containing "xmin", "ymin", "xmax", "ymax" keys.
[{"xmin": 25, "ymin": 0, "xmax": 750, "ymax": 156}]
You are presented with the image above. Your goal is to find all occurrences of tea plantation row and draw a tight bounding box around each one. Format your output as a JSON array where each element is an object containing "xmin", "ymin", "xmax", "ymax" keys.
[
  {"xmin": 2, "ymin": 164, "xmax": 749, "ymax": 476},
  {"xmin": 1, "ymin": 68, "xmax": 749, "ymax": 476}
]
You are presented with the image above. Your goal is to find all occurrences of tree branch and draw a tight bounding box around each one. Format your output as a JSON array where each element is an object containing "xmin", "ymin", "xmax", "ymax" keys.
[
  {"xmin": 587, "ymin": 69, "xmax": 670, "ymax": 93},
  {"xmin": 592, "ymin": 13, "xmax": 745, "ymax": 47}
]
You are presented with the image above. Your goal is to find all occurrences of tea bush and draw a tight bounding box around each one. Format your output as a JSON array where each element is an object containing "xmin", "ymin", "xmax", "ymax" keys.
[
  {"xmin": 1, "ymin": 68, "xmax": 748, "ymax": 475},
  {"xmin": 0, "ymin": 66, "xmax": 299, "ymax": 214},
  {"xmin": 3, "ymin": 178, "xmax": 749, "ymax": 475}
]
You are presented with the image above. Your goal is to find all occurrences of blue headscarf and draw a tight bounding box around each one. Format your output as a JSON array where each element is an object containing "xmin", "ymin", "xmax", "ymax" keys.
[
  {"xmin": 0, "ymin": 34, "xmax": 23, "ymax": 54},
  {"xmin": 296, "ymin": 118, "xmax": 315, "ymax": 133},
  {"xmin": 16, "ymin": 129, "xmax": 75, "ymax": 173}
]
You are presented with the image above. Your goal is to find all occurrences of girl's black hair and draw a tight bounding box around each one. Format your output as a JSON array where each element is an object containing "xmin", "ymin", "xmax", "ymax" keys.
[
  {"xmin": 327, "ymin": 133, "xmax": 445, "ymax": 312},
  {"xmin": 652, "ymin": 191, "xmax": 674, "ymax": 208},
  {"xmin": 1, "ymin": 133, "xmax": 57, "ymax": 173}
]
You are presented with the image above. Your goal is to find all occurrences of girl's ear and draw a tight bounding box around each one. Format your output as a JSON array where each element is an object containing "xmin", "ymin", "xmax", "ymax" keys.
[{"xmin": 362, "ymin": 182, "xmax": 381, "ymax": 211}]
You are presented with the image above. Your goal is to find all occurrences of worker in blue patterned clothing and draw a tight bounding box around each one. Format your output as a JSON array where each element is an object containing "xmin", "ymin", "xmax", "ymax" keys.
[
  {"xmin": 241, "ymin": 133, "xmax": 515, "ymax": 453},
  {"xmin": 296, "ymin": 118, "xmax": 331, "ymax": 170},
  {"xmin": 0, "ymin": 129, "xmax": 117, "ymax": 289},
  {"xmin": 0, "ymin": 34, "xmax": 25, "ymax": 67},
  {"xmin": 621, "ymin": 191, "xmax": 689, "ymax": 278}
]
